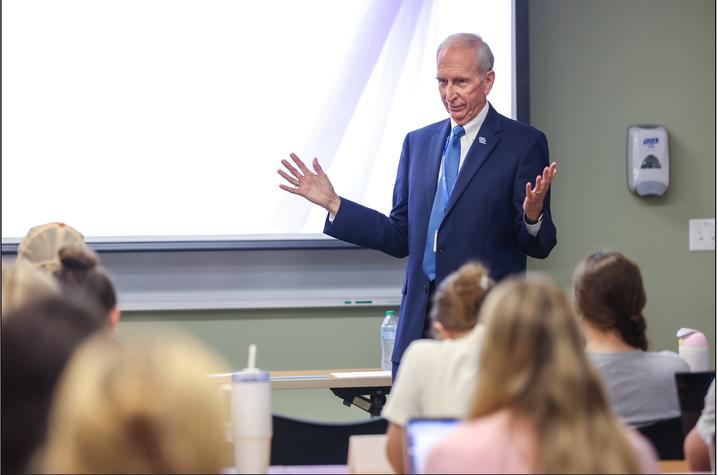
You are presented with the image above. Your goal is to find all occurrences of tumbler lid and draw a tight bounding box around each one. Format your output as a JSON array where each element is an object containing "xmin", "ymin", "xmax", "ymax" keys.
[{"xmin": 232, "ymin": 371, "xmax": 269, "ymax": 382}]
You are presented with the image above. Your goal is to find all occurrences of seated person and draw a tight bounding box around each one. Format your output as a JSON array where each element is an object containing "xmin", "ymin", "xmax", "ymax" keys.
[
  {"xmin": 424, "ymin": 273, "xmax": 658, "ymax": 474},
  {"xmin": 54, "ymin": 245, "xmax": 121, "ymax": 330},
  {"xmin": 383, "ymin": 261, "xmax": 494, "ymax": 473},
  {"xmin": 16, "ymin": 222, "xmax": 86, "ymax": 271},
  {"xmin": 572, "ymin": 251, "xmax": 689, "ymax": 427},
  {"xmin": 42, "ymin": 331, "xmax": 229, "ymax": 474},
  {"xmin": 2, "ymin": 260, "xmax": 60, "ymax": 317},
  {"xmin": 1, "ymin": 294, "xmax": 105, "ymax": 474},
  {"xmin": 684, "ymin": 378, "xmax": 716, "ymax": 471}
]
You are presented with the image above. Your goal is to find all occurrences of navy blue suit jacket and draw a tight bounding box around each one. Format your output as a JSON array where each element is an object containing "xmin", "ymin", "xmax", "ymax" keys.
[{"xmin": 324, "ymin": 105, "xmax": 557, "ymax": 366}]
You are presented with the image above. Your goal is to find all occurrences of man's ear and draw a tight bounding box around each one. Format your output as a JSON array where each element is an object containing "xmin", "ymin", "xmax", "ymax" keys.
[{"xmin": 483, "ymin": 69, "xmax": 496, "ymax": 95}]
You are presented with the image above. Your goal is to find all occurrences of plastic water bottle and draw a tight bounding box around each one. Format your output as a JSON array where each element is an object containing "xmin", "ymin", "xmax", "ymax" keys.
[
  {"xmin": 677, "ymin": 328, "xmax": 710, "ymax": 372},
  {"xmin": 380, "ymin": 310, "xmax": 398, "ymax": 371}
]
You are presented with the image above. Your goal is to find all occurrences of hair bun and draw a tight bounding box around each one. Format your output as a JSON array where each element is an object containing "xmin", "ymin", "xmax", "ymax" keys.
[{"xmin": 58, "ymin": 245, "xmax": 98, "ymax": 272}]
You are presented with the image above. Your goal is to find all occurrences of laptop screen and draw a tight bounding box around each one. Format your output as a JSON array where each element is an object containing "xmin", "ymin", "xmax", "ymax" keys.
[{"xmin": 405, "ymin": 418, "xmax": 460, "ymax": 474}]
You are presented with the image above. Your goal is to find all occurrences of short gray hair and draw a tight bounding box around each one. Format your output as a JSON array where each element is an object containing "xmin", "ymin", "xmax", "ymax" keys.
[{"xmin": 437, "ymin": 33, "xmax": 494, "ymax": 74}]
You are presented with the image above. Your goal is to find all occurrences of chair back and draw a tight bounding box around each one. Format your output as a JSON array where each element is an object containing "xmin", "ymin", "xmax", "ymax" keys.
[
  {"xmin": 270, "ymin": 414, "xmax": 388, "ymax": 465},
  {"xmin": 636, "ymin": 417, "xmax": 684, "ymax": 460},
  {"xmin": 675, "ymin": 371, "xmax": 715, "ymax": 436}
]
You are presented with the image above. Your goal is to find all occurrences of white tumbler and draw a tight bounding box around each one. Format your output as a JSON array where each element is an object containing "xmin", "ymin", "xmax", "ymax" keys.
[
  {"xmin": 231, "ymin": 345, "xmax": 272, "ymax": 474},
  {"xmin": 676, "ymin": 328, "xmax": 710, "ymax": 372}
]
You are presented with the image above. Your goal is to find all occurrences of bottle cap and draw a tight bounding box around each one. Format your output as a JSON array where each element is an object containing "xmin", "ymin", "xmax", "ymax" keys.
[
  {"xmin": 385, "ymin": 310, "xmax": 395, "ymax": 316},
  {"xmin": 677, "ymin": 328, "xmax": 709, "ymax": 347}
]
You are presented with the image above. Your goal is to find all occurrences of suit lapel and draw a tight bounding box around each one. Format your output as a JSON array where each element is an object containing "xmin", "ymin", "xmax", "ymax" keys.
[
  {"xmin": 425, "ymin": 120, "xmax": 452, "ymax": 213},
  {"xmin": 444, "ymin": 105, "xmax": 502, "ymax": 215}
]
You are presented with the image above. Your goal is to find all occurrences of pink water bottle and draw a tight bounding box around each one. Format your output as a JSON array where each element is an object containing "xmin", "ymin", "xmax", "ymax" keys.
[{"xmin": 676, "ymin": 328, "xmax": 710, "ymax": 372}]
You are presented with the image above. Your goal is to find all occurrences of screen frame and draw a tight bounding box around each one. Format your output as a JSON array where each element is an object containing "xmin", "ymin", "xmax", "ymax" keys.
[{"xmin": 405, "ymin": 417, "xmax": 461, "ymax": 474}]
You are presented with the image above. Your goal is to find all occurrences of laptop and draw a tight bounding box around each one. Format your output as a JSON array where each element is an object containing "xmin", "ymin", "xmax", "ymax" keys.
[
  {"xmin": 674, "ymin": 371, "xmax": 715, "ymax": 437},
  {"xmin": 405, "ymin": 418, "xmax": 460, "ymax": 474}
]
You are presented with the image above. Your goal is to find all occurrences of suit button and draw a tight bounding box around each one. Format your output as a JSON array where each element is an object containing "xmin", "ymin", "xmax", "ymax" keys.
[
  {"xmin": 422, "ymin": 284, "xmax": 429, "ymax": 293},
  {"xmin": 438, "ymin": 248, "xmax": 444, "ymax": 253}
]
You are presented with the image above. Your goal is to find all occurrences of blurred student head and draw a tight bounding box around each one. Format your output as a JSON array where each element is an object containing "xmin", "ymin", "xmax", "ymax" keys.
[
  {"xmin": 43, "ymin": 331, "xmax": 228, "ymax": 474},
  {"xmin": 1, "ymin": 294, "xmax": 106, "ymax": 474},
  {"xmin": 429, "ymin": 261, "xmax": 494, "ymax": 339},
  {"xmin": 572, "ymin": 251, "xmax": 648, "ymax": 350},
  {"xmin": 470, "ymin": 273, "xmax": 641, "ymax": 473},
  {"xmin": 2, "ymin": 261, "xmax": 60, "ymax": 317},
  {"xmin": 54, "ymin": 245, "xmax": 120, "ymax": 329},
  {"xmin": 17, "ymin": 222, "xmax": 86, "ymax": 272}
]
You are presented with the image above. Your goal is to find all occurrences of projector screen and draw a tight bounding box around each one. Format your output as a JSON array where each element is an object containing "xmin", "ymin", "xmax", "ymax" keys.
[{"xmin": 2, "ymin": 0, "xmax": 526, "ymax": 247}]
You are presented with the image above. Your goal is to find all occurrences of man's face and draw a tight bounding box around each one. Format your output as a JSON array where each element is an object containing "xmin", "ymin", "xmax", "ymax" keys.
[{"xmin": 437, "ymin": 47, "xmax": 495, "ymax": 125}]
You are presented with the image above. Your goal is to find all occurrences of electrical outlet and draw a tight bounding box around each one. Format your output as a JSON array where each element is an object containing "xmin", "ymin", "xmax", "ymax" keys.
[{"xmin": 689, "ymin": 219, "xmax": 715, "ymax": 251}]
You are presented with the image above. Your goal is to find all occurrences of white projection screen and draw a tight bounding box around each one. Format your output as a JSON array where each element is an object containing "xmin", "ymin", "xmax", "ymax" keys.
[{"xmin": 2, "ymin": 0, "xmax": 527, "ymax": 249}]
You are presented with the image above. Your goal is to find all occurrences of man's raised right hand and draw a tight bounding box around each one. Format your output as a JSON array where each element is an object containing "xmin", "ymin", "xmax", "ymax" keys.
[{"xmin": 278, "ymin": 153, "xmax": 341, "ymax": 215}]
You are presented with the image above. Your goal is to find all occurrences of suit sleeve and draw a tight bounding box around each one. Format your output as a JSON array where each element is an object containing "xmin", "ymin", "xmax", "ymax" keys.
[
  {"xmin": 323, "ymin": 135, "xmax": 411, "ymax": 258},
  {"xmin": 513, "ymin": 131, "xmax": 557, "ymax": 258}
]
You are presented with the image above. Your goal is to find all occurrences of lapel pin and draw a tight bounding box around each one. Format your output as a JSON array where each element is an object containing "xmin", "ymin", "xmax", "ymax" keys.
[{"xmin": 478, "ymin": 136, "xmax": 486, "ymax": 144}]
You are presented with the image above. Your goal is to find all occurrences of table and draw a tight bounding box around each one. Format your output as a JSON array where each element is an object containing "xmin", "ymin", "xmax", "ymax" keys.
[
  {"xmin": 211, "ymin": 368, "xmax": 392, "ymax": 416},
  {"xmin": 656, "ymin": 459, "xmax": 712, "ymax": 473}
]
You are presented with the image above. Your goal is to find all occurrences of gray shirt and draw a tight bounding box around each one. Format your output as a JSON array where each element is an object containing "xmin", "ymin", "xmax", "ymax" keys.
[
  {"xmin": 697, "ymin": 379, "xmax": 716, "ymax": 443},
  {"xmin": 589, "ymin": 350, "xmax": 690, "ymax": 427}
]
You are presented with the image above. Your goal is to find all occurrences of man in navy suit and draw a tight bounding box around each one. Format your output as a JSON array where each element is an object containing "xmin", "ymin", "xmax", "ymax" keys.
[{"xmin": 278, "ymin": 33, "xmax": 557, "ymax": 374}]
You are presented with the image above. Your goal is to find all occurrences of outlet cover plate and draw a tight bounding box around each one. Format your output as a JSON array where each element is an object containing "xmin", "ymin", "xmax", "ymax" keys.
[{"xmin": 689, "ymin": 219, "xmax": 715, "ymax": 251}]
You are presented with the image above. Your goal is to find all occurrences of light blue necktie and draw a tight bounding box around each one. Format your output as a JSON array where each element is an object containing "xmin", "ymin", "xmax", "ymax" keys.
[{"xmin": 422, "ymin": 125, "xmax": 465, "ymax": 281}]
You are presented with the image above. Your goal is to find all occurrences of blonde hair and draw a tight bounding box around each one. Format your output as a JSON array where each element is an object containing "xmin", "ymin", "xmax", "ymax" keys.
[
  {"xmin": 43, "ymin": 331, "xmax": 228, "ymax": 474},
  {"xmin": 2, "ymin": 261, "xmax": 60, "ymax": 316},
  {"xmin": 470, "ymin": 273, "xmax": 640, "ymax": 474},
  {"xmin": 430, "ymin": 261, "xmax": 493, "ymax": 334},
  {"xmin": 17, "ymin": 222, "xmax": 86, "ymax": 271}
]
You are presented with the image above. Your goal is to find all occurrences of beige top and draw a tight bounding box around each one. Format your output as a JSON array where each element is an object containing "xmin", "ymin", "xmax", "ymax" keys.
[{"xmin": 381, "ymin": 325, "xmax": 484, "ymax": 426}]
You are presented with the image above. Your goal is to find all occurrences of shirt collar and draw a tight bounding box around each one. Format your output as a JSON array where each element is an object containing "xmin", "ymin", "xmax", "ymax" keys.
[{"xmin": 450, "ymin": 101, "xmax": 489, "ymax": 144}]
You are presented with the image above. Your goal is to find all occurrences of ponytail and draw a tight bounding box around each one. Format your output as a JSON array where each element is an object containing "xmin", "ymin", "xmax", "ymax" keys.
[{"xmin": 615, "ymin": 312, "xmax": 648, "ymax": 350}]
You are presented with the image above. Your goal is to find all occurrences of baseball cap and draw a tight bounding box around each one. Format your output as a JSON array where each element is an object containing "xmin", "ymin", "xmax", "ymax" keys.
[{"xmin": 17, "ymin": 222, "xmax": 86, "ymax": 271}]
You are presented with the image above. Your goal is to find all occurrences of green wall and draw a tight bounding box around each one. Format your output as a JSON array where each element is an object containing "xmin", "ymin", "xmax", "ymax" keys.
[
  {"xmin": 529, "ymin": 0, "xmax": 715, "ymax": 359},
  {"xmin": 118, "ymin": 0, "xmax": 715, "ymax": 421},
  {"xmin": 118, "ymin": 307, "xmax": 399, "ymax": 421}
]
